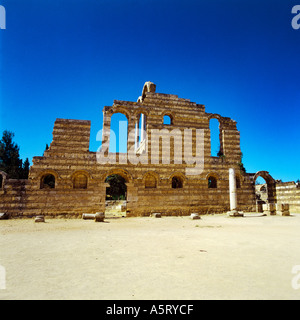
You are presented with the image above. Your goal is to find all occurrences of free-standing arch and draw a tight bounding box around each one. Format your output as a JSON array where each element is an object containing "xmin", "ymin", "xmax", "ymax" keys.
[{"xmin": 253, "ymin": 171, "xmax": 276, "ymax": 204}]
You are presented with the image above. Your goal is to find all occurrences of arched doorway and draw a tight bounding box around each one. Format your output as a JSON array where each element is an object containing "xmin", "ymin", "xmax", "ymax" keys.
[
  {"xmin": 253, "ymin": 171, "xmax": 277, "ymax": 211},
  {"xmin": 105, "ymin": 173, "xmax": 127, "ymax": 217}
]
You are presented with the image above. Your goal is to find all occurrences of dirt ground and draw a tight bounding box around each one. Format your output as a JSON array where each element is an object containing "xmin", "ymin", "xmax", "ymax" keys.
[{"xmin": 1, "ymin": 213, "xmax": 300, "ymax": 300}]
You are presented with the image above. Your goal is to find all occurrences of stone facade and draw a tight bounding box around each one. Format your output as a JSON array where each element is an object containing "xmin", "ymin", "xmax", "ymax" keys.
[
  {"xmin": 256, "ymin": 182, "xmax": 300, "ymax": 213},
  {"xmin": 0, "ymin": 82, "xmax": 263, "ymax": 217}
]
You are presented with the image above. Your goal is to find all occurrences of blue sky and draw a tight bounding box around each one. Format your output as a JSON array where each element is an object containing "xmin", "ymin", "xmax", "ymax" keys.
[{"xmin": 0, "ymin": 0, "xmax": 299, "ymax": 182}]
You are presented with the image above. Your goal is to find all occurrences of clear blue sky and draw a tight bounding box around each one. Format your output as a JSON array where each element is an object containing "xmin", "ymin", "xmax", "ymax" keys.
[{"xmin": 0, "ymin": 0, "xmax": 299, "ymax": 182}]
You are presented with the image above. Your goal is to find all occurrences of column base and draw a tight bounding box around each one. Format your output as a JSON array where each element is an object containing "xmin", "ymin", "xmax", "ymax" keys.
[{"xmin": 227, "ymin": 210, "xmax": 244, "ymax": 217}]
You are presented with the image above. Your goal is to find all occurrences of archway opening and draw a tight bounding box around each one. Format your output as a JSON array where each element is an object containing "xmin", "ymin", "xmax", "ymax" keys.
[
  {"xmin": 208, "ymin": 176, "xmax": 217, "ymax": 188},
  {"xmin": 172, "ymin": 176, "xmax": 183, "ymax": 189},
  {"xmin": 109, "ymin": 113, "xmax": 128, "ymax": 153},
  {"xmin": 41, "ymin": 174, "xmax": 55, "ymax": 189},
  {"xmin": 209, "ymin": 118, "xmax": 222, "ymax": 157},
  {"xmin": 163, "ymin": 115, "xmax": 173, "ymax": 125},
  {"xmin": 254, "ymin": 171, "xmax": 277, "ymax": 213},
  {"xmin": 255, "ymin": 176, "xmax": 268, "ymax": 203},
  {"xmin": 105, "ymin": 174, "xmax": 127, "ymax": 200}
]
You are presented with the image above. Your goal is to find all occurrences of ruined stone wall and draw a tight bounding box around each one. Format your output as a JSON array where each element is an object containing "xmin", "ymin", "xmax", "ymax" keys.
[
  {"xmin": 255, "ymin": 181, "xmax": 300, "ymax": 213},
  {"xmin": 275, "ymin": 182, "xmax": 300, "ymax": 212},
  {"xmin": 0, "ymin": 83, "xmax": 257, "ymax": 217}
]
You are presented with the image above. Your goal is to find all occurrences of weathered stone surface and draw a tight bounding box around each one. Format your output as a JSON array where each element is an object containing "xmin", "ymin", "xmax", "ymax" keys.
[
  {"xmin": 95, "ymin": 212, "xmax": 105, "ymax": 222},
  {"xmin": 190, "ymin": 213, "xmax": 201, "ymax": 220},
  {"xmin": 0, "ymin": 212, "xmax": 9, "ymax": 220},
  {"xmin": 35, "ymin": 215, "xmax": 45, "ymax": 223},
  {"xmin": 151, "ymin": 213, "xmax": 162, "ymax": 218},
  {"xmin": 82, "ymin": 213, "xmax": 96, "ymax": 220},
  {"xmin": 2, "ymin": 81, "xmax": 291, "ymax": 218},
  {"xmin": 276, "ymin": 203, "xmax": 290, "ymax": 216}
]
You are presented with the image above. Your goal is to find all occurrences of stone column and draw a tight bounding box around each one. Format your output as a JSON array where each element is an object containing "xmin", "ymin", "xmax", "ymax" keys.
[
  {"xmin": 228, "ymin": 168, "xmax": 243, "ymax": 216},
  {"xmin": 229, "ymin": 168, "xmax": 237, "ymax": 211}
]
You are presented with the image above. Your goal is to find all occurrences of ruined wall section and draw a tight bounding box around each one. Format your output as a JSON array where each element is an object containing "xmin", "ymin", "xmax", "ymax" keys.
[
  {"xmin": 0, "ymin": 84, "xmax": 257, "ymax": 217},
  {"xmin": 275, "ymin": 182, "xmax": 300, "ymax": 212},
  {"xmin": 0, "ymin": 179, "xmax": 28, "ymax": 217},
  {"xmin": 107, "ymin": 91, "xmax": 255, "ymax": 216},
  {"xmin": 23, "ymin": 119, "xmax": 104, "ymax": 217}
]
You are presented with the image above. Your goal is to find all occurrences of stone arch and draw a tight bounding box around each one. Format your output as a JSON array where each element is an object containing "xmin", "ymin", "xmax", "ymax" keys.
[
  {"xmin": 161, "ymin": 111, "xmax": 174, "ymax": 125},
  {"xmin": 38, "ymin": 170, "xmax": 59, "ymax": 189},
  {"xmin": 208, "ymin": 113, "xmax": 223, "ymax": 122},
  {"xmin": 109, "ymin": 106, "xmax": 131, "ymax": 121},
  {"xmin": 102, "ymin": 169, "xmax": 133, "ymax": 184},
  {"xmin": 253, "ymin": 171, "xmax": 275, "ymax": 184},
  {"xmin": 169, "ymin": 172, "xmax": 185, "ymax": 188},
  {"xmin": 71, "ymin": 170, "xmax": 91, "ymax": 189},
  {"xmin": 206, "ymin": 172, "xmax": 219, "ymax": 188},
  {"xmin": 38, "ymin": 169, "xmax": 59, "ymax": 180},
  {"xmin": 141, "ymin": 81, "xmax": 156, "ymax": 100},
  {"xmin": 142, "ymin": 171, "xmax": 159, "ymax": 188},
  {"xmin": 133, "ymin": 108, "xmax": 149, "ymax": 120},
  {"xmin": 40, "ymin": 173, "xmax": 56, "ymax": 189},
  {"xmin": 253, "ymin": 171, "xmax": 276, "ymax": 203},
  {"xmin": 37, "ymin": 169, "xmax": 60, "ymax": 189}
]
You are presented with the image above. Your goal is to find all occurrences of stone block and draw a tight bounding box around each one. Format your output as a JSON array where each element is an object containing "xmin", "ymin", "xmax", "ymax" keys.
[
  {"xmin": 0, "ymin": 212, "xmax": 9, "ymax": 220},
  {"xmin": 190, "ymin": 213, "xmax": 201, "ymax": 220},
  {"xmin": 276, "ymin": 203, "xmax": 290, "ymax": 216},
  {"xmin": 95, "ymin": 212, "xmax": 105, "ymax": 222},
  {"xmin": 268, "ymin": 203, "xmax": 277, "ymax": 215},
  {"xmin": 35, "ymin": 215, "xmax": 45, "ymax": 223},
  {"xmin": 82, "ymin": 213, "xmax": 96, "ymax": 220},
  {"xmin": 150, "ymin": 212, "xmax": 162, "ymax": 218}
]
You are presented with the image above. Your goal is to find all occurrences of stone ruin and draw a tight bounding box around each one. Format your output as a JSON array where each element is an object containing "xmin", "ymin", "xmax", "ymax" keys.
[{"xmin": 0, "ymin": 82, "xmax": 297, "ymax": 218}]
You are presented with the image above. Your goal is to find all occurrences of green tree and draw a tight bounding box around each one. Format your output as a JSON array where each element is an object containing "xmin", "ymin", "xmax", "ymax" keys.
[
  {"xmin": 0, "ymin": 130, "xmax": 22, "ymax": 178},
  {"xmin": 21, "ymin": 158, "xmax": 30, "ymax": 179},
  {"xmin": 105, "ymin": 174, "xmax": 127, "ymax": 200},
  {"xmin": 0, "ymin": 131, "xmax": 30, "ymax": 179}
]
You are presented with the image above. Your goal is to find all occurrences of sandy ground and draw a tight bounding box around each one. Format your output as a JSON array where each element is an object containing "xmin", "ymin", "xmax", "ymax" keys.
[{"xmin": 1, "ymin": 213, "xmax": 300, "ymax": 300}]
